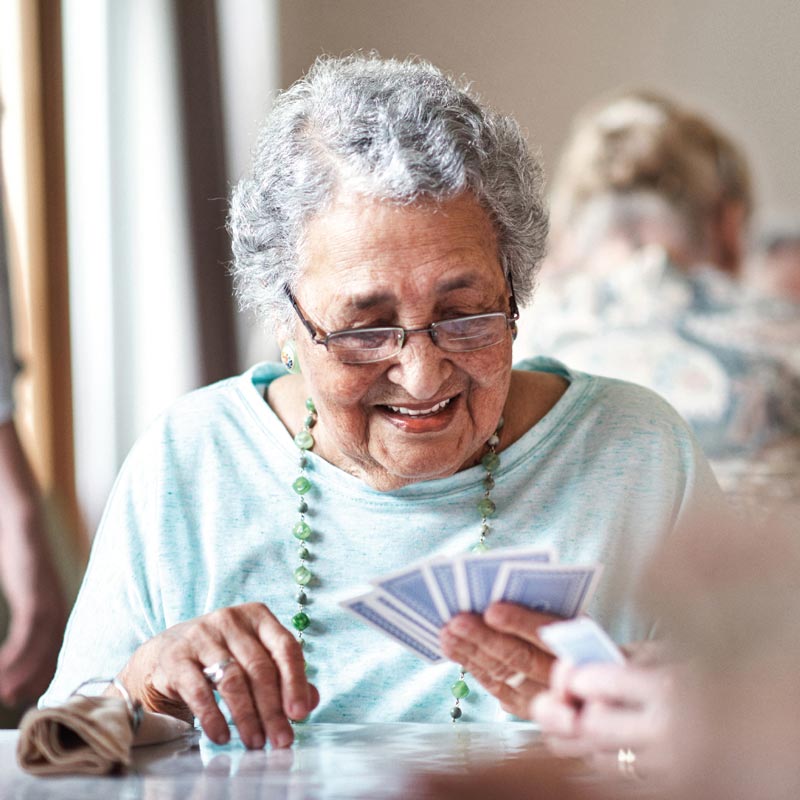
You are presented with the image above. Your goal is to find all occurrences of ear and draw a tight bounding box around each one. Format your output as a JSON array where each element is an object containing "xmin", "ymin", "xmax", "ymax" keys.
[{"xmin": 712, "ymin": 201, "xmax": 747, "ymax": 277}]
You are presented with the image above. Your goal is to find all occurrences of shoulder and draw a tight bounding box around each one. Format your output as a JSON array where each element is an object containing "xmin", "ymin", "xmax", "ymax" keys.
[
  {"xmin": 515, "ymin": 355, "xmax": 699, "ymax": 446},
  {"xmin": 144, "ymin": 374, "xmax": 244, "ymax": 441},
  {"xmin": 125, "ymin": 362, "xmax": 283, "ymax": 466},
  {"xmin": 514, "ymin": 355, "xmax": 684, "ymax": 413}
]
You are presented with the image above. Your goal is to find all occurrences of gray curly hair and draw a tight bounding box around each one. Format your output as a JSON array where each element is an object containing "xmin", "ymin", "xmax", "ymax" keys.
[{"xmin": 228, "ymin": 54, "xmax": 548, "ymax": 330}]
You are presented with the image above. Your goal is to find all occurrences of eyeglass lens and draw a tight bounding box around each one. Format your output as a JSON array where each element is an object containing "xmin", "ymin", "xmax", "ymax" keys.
[{"xmin": 326, "ymin": 313, "xmax": 509, "ymax": 364}]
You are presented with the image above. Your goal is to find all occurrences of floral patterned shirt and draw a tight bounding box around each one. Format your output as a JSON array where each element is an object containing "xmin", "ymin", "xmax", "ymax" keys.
[{"xmin": 516, "ymin": 247, "xmax": 800, "ymax": 507}]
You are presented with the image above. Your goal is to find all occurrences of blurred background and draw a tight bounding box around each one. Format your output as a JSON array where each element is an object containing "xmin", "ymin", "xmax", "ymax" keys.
[{"xmin": 0, "ymin": 0, "xmax": 798, "ymax": 715}]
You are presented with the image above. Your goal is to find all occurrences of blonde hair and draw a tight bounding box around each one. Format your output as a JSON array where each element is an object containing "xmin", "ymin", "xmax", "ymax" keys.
[{"xmin": 549, "ymin": 91, "xmax": 752, "ymax": 264}]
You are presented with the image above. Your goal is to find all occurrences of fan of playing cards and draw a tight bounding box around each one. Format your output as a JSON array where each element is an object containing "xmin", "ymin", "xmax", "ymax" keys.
[{"xmin": 340, "ymin": 545, "xmax": 602, "ymax": 663}]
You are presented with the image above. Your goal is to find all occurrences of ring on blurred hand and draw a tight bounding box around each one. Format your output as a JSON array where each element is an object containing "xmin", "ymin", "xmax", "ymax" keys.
[
  {"xmin": 504, "ymin": 671, "xmax": 527, "ymax": 689},
  {"xmin": 617, "ymin": 748, "xmax": 638, "ymax": 778},
  {"xmin": 203, "ymin": 657, "xmax": 237, "ymax": 686}
]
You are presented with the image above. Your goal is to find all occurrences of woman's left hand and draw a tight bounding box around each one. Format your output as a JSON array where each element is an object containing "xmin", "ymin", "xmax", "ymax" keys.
[{"xmin": 440, "ymin": 602, "xmax": 559, "ymax": 717}]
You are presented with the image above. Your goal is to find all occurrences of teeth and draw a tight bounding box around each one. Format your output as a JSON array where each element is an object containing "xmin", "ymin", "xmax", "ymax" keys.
[{"xmin": 387, "ymin": 398, "xmax": 452, "ymax": 416}]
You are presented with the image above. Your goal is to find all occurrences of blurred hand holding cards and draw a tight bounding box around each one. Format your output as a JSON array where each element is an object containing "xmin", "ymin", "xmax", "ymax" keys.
[
  {"xmin": 538, "ymin": 616, "xmax": 625, "ymax": 666},
  {"xmin": 340, "ymin": 545, "xmax": 602, "ymax": 663}
]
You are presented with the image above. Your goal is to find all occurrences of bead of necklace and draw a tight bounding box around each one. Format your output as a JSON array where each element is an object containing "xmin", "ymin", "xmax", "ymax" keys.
[
  {"xmin": 289, "ymin": 398, "xmax": 502, "ymax": 722},
  {"xmin": 290, "ymin": 397, "xmax": 318, "ymax": 672},
  {"xmin": 449, "ymin": 415, "xmax": 502, "ymax": 721}
]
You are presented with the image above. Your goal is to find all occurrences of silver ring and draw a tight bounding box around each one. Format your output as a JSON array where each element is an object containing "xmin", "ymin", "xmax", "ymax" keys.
[
  {"xmin": 617, "ymin": 747, "xmax": 638, "ymax": 778},
  {"xmin": 504, "ymin": 671, "xmax": 527, "ymax": 689},
  {"xmin": 202, "ymin": 657, "xmax": 237, "ymax": 686}
]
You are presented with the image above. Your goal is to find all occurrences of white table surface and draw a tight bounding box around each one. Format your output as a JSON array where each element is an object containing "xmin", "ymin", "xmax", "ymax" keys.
[{"xmin": 1, "ymin": 723, "xmax": 542, "ymax": 799}]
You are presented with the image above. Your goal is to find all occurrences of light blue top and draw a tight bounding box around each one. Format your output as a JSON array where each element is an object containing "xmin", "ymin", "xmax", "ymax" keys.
[{"xmin": 43, "ymin": 358, "xmax": 722, "ymax": 722}]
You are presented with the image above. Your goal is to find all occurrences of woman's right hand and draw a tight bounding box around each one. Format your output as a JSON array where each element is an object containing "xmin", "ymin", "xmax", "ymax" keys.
[
  {"xmin": 115, "ymin": 602, "xmax": 319, "ymax": 749},
  {"xmin": 532, "ymin": 659, "xmax": 675, "ymax": 777}
]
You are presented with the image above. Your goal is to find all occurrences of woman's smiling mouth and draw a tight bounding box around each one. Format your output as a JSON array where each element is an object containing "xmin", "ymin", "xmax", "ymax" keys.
[
  {"xmin": 379, "ymin": 395, "xmax": 460, "ymax": 433},
  {"xmin": 385, "ymin": 397, "xmax": 452, "ymax": 417}
]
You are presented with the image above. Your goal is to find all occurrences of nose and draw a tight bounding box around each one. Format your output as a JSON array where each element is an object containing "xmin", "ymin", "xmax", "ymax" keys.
[{"xmin": 385, "ymin": 331, "xmax": 453, "ymax": 399}]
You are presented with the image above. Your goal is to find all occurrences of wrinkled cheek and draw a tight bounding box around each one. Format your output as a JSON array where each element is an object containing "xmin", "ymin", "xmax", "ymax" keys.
[
  {"xmin": 304, "ymin": 357, "xmax": 378, "ymax": 408},
  {"xmin": 467, "ymin": 353, "xmax": 512, "ymax": 409},
  {"xmin": 325, "ymin": 398, "xmax": 379, "ymax": 451},
  {"xmin": 299, "ymin": 361, "xmax": 375, "ymax": 453}
]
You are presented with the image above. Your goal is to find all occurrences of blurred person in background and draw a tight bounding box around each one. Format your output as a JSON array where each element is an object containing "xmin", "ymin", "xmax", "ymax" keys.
[
  {"xmin": 0, "ymin": 151, "xmax": 67, "ymax": 721},
  {"xmin": 531, "ymin": 504, "xmax": 800, "ymax": 799},
  {"xmin": 746, "ymin": 219, "xmax": 800, "ymax": 303},
  {"xmin": 515, "ymin": 90, "xmax": 800, "ymax": 509},
  {"xmin": 545, "ymin": 90, "xmax": 752, "ymax": 278}
]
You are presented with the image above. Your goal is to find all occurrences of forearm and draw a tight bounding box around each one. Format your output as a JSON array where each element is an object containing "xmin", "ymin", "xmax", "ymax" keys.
[{"xmin": 0, "ymin": 420, "xmax": 65, "ymax": 620}]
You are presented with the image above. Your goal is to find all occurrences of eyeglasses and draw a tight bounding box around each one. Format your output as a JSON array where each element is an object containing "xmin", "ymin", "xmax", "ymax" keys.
[{"xmin": 284, "ymin": 283, "xmax": 519, "ymax": 365}]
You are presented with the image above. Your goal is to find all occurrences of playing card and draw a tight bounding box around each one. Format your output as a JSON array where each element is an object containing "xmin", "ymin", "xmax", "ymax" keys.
[
  {"xmin": 538, "ymin": 616, "xmax": 625, "ymax": 666},
  {"xmin": 454, "ymin": 546, "xmax": 555, "ymax": 613},
  {"xmin": 490, "ymin": 563, "xmax": 601, "ymax": 619},
  {"xmin": 370, "ymin": 589, "xmax": 441, "ymax": 641},
  {"xmin": 339, "ymin": 594, "xmax": 444, "ymax": 663},
  {"xmin": 341, "ymin": 547, "xmax": 604, "ymax": 664},
  {"xmin": 372, "ymin": 563, "xmax": 447, "ymax": 630},
  {"xmin": 422, "ymin": 559, "xmax": 461, "ymax": 622}
]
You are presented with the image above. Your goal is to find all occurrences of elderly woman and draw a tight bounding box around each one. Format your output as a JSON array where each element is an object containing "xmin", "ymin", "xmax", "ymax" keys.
[{"xmin": 42, "ymin": 56, "xmax": 721, "ymax": 750}]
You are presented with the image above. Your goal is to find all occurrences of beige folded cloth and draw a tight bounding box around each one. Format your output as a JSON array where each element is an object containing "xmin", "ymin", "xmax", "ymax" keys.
[{"xmin": 17, "ymin": 695, "xmax": 194, "ymax": 775}]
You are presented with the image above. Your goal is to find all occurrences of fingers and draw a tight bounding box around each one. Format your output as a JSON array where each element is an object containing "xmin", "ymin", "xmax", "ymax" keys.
[
  {"xmin": 549, "ymin": 658, "xmax": 578, "ymax": 701},
  {"xmin": 442, "ymin": 612, "xmax": 554, "ymax": 686},
  {"xmin": 210, "ymin": 654, "xmax": 269, "ymax": 749},
  {"xmin": 255, "ymin": 614, "xmax": 315, "ymax": 721},
  {"xmin": 230, "ymin": 615, "xmax": 304, "ymax": 749},
  {"xmin": 462, "ymin": 661, "xmax": 546, "ymax": 719},
  {"xmin": 484, "ymin": 603, "xmax": 562, "ymax": 650},
  {"xmin": 441, "ymin": 612, "xmax": 555, "ymax": 718},
  {"xmin": 129, "ymin": 602, "xmax": 317, "ymax": 750},
  {"xmin": 174, "ymin": 657, "xmax": 233, "ymax": 745},
  {"xmin": 146, "ymin": 617, "xmax": 239, "ymax": 746},
  {"xmin": 531, "ymin": 689, "xmax": 579, "ymax": 737},
  {"xmin": 566, "ymin": 663, "xmax": 654, "ymax": 706},
  {"xmin": 577, "ymin": 701, "xmax": 653, "ymax": 751},
  {"xmin": 534, "ymin": 687, "xmax": 644, "ymax": 755},
  {"xmin": 534, "ymin": 661, "xmax": 673, "ymax": 770},
  {"xmin": 532, "ymin": 690, "xmax": 603, "ymax": 760},
  {"xmin": 211, "ymin": 603, "xmax": 311, "ymax": 749}
]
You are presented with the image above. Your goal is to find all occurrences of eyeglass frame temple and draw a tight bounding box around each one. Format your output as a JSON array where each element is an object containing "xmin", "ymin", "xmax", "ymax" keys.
[
  {"xmin": 506, "ymin": 274, "xmax": 520, "ymax": 321},
  {"xmin": 284, "ymin": 285, "xmax": 327, "ymax": 344}
]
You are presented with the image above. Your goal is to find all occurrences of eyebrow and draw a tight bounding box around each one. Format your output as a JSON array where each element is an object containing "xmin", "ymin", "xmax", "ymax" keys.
[{"xmin": 345, "ymin": 273, "xmax": 486, "ymax": 310}]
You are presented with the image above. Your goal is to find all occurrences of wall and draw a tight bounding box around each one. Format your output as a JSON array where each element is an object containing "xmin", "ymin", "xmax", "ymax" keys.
[{"xmin": 277, "ymin": 0, "xmax": 800, "ymax": 223}]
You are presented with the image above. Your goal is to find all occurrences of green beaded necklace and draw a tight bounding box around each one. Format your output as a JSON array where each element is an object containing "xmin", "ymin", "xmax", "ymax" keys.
[
  {"xmin": 289, "ymin": 397, "xmax": 503, "ymax": 721},
  {"xmin": 290, "ymin": 397, "xmax": 318, "ymax": 646}
]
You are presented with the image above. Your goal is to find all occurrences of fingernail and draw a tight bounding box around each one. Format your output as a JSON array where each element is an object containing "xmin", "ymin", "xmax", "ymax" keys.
[
  {"xmin": 290, "ymin": 701, "xmax": 307, "ymax": 719},
  {"xmin": 275, "ymin": 730, "xmax": 293, "ymax": 749},
  {"xmin": 251, "ymin": 733, "xmax": 265, "ymax": 750}
]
